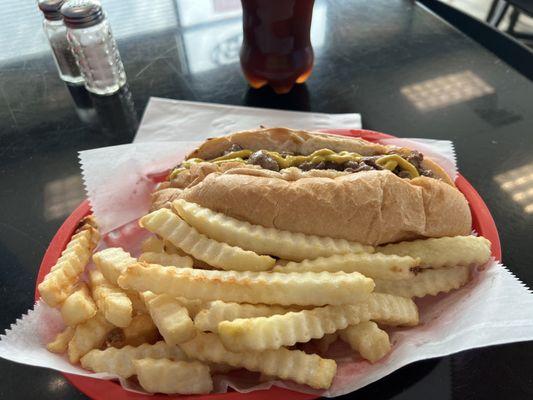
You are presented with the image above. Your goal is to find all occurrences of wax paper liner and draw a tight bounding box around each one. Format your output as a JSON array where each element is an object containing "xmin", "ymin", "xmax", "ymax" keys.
[
  {"xmin": 134, "ymin": 98, "xmax": 362, "ymax": 143},
  {"xmin": 1, "ymin": 258, "xmax": 532, "ymax": 397}
]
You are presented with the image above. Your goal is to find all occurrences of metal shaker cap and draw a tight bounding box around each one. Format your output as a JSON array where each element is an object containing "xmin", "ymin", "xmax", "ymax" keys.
[
  {"xmin": 61, "ymin": 0, "xmax": 104, "ymax": 29},
  {"xmin": 38, "ymin": 0, "xmax": 65, "ymax": 21}
]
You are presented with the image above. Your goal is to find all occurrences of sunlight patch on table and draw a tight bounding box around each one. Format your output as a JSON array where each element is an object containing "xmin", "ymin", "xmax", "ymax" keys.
[{"xmin": 401, "ymin": 70, "xmax": 494, "ymax": 111}]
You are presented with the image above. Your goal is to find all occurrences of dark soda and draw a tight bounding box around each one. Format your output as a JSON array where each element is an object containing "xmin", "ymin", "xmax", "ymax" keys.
[{"xmin": 240, "ymin": 0, "xmax": 315, "ymax": 94}]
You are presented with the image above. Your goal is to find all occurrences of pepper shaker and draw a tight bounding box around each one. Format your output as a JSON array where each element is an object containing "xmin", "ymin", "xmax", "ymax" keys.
[
  {"xmin": 38, "ymin": 0, "xmax": 84, "ymax": 84},
  {"xmin": 61, "ymin": 0, "xmax": 126, "ymax": 95}
]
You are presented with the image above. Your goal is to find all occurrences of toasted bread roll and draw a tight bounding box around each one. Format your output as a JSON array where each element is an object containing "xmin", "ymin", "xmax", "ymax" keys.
[{"xmin": 179, "ymin": 170, "xmax": 471, "ymax": 245}]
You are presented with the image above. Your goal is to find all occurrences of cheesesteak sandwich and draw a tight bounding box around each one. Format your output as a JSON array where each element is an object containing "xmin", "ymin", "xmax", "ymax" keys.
[{"xmin": 152, "ymin": 127, "xmax": 471, "ymax": 245}]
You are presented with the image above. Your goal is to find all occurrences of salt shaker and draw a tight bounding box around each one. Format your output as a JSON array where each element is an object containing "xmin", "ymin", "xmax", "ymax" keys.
[
  {"xmin": 38, "ymin": 0, "xmax": 84, "ymax": 84},
  {"xmin": 61, "ymin": 0, "xmax": 126, "ymax": 95}
]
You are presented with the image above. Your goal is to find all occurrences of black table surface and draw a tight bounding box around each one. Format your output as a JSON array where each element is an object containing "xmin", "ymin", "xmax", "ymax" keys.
[{"xmin": 1, "ymin": 0, "xmax": 532, "ymax": 399}]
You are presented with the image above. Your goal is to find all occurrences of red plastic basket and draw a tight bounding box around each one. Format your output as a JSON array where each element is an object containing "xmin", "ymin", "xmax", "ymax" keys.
[{"xmin": 34, "ymin": 129, "xmax": 501, "ymax": 399}]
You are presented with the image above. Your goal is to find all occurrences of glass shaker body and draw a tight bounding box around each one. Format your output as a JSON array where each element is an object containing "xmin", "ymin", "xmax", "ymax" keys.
[
  {"xmin": 43, "ymin": 19, "xmax": 84, "ymax": 84},
  {"xmin": 66, "ymin": 18, "xmax": 126, "ymax": 95}
]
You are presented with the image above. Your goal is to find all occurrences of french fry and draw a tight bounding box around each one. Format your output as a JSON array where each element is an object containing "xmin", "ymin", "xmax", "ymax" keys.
[
  {"xmin": 374, "ymin": 266, "xmax": 471, "ymax": 298},
  {"xmin": 105, "ymin": 328, "xmax": 126, "ymax": 348},
  {"xmin": 143, "ymin": 293, "xmax": 196, "ymax": 345},
  {"xmin": 89, "ymin": 269, "xmax": 133, "ymax": 328},
  {"xmin": 118, "ymin": 263, "xmax": 374, "ymax": 306},
  {"xmin": 122, "ymin": 314, "xmax": 160, "ymax": 347},
  {"xmin": 139, "ymin": 252, "xmax": 193, "ymax": 268},
  {"xmin": 312, "ymin": 333, "xmax": 339, "ymax": 355},
  {"xmin": 47, "ymin": 326, "xmax": 75, "ymax": 354},
  {"xmin": 194, "ymin": 301, "xmax": 291, "ymax": 332},
  {"xmin": 163, "ymin": 240, "xmax": 188, "ymax": 256},
  {"xmin": 378, "ymin": 236, "xmax": 491, "ymax": 268},
  {"xmin": 139, "ymin": 209, "xmax": 276, "ymax": 272},
  {"xmin": 51, "ymin": 243, "xmax": 88, "ymax": 272},
  {"xmin": 181, "ymin": 332, "xmax": 336, "ymax": 389},
  {"xmin": 52, "ymin": 216, "xmax": 99, "ymax": 272},
  {"xmin": 68, "ymin": 313, "xmax": 114, "ymax": 363},
  {"xmin": 273, "ymin": 253, "xmax": 417, "ymax": 280},
  {"xmin": 126, "ymin": 290, "xmax": 148, "ymax": 314},
  {"xmin": 38, "ymin": 220, "xmax": 98, "ymax": 307},
  {"xmin": 217, "ymin": 293, "xmax": 418, "ymax": 352},
  {"xmin": 141, "ymin": 236, "xmax": 165, "ymax": 253},
  {"xmin": 339, "ymin": 321, "xmax": 391, "ymax": 363},
  {"xmin": 175, "ymin": 297, "xmax": 205, "ymax": 318},
  {"xmin": 134, "ymin": 358, "xmax": 213, "ymax": 394},
  {"xmin": 60, "ymin": 283, "xmax": 97, "ymax": 326},
  {"xmin": 367, "ymin": 293, "xmax": 419, "ymax": 327},
  {"xmin": 173, "ymin": 199, "xmax": 373, "ymax": 261},
  {"xmin": 92, "ymin": 247, "xmax": 137, "ymax": 286},
  {"xmin": 81, "ymin": 341, "xmax": 188, "ymax": 378},
  {"xmin": 217, "ymin": 302, "xmax": 370, "ymax": 352}
]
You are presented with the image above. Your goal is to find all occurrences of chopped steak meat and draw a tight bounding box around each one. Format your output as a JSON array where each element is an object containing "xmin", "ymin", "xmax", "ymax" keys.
[
  {"xmin": 201, "ymin": 149, "xmax": 438, "ymax": 179},
  {"xmin": 247, "ymin": 150, "xmax": 280, "ymax": 171},
  {"xmin": 405, "ymin": 150, "xmax": 423, "ymax": 170}
]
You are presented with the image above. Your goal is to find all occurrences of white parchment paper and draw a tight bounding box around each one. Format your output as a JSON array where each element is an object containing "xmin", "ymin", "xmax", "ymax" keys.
[
  {"xmin": 1, "ymin": 99, "xmax": 532, "ymax": 397},
  {"xmin": 135, "ymin": 98, "xmax": 362, "ymax": 142}
]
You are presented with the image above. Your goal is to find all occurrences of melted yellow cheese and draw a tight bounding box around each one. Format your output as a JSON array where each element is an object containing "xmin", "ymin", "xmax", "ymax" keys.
[{"xmin": 169, "ymin": 148, "xmax": 419, "ymax": 179}]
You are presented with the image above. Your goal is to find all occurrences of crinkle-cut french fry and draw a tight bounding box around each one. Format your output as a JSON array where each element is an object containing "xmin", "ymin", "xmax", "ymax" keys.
[
  {"xmin": 92, "ymin": 247, "xmax": 137, "ymax": 286},
  {"xmin": 217, "ymin": 302, "xmax": 371, "ymax": 352},
  {"xmin": 38, "ymin": 222, "xmax": 97, "ymax": 307},
  {"xmin": 194, "ymin": 301, "xmax": 292, "ymax": 332},
  {"xmin": 52, "ymin": 243, "xmax": 88, "ymax": 272},
  {"xmin": 126, "ymin": 290, "xmax": 148, "ymax": 314},
  {"xmin": 142, "ymin": 237, "xmax": 211, "ymax": 268},
  {"xmin": 175, "ymin": 297, "xmax": 204, "ymax": 318},
  {"xmin": 180, "ymin": 332, "xmax": 336, "ymax": 390},
  {"xmin": 313, "ymin": 333, "xmax": 339, "ymax": 355},
  {"xmin": 375, "ymin": 266, "xmax": 471, "ymax": 298},
  {"xmin": 89, "ymin": 269, "xmax": 132, "ymax": 328},
  {"xmin": 134, "ymin": 358, "xmax": 213, "ymax": 394},
  {"xmin": 216, "ymin": 294, "xmax": 418, "ymax": 352},
  {"xmin": 51, "ymin": 217, "xmax": 99, "ymax": 272},
  {"xmin": 141, "ymin": 236, "xmax": 165, "ymax": 253},
  {"xmin": 143, "ymin": 293, "xmax": 196, "ymax": 345},
  {"xmin": 105, "ymin": 328, "xmax": 126, "ymax": 348},
  {"xmin": 68, "ymin": 313, "xmax": 114, "ymax": 363},
  {"xmin": 139, "ymin": 252, "xmax": 193, "ymax": 268},
  {"xmin": 273, "ymin": 253, "xmax": 417, "ymax": 280},
  {"xmin": 47, "ymin": 326, "xmax": 75, "ymax": 354},
  {"xmin": 60, "ymin": 283, "xmax": 97, "ymax": 326},
  {"xmin": 173, "ymin": 199, "xmax": 373, "ymax": 261},
  {"xmin": 76, "ymin": 215, "xmax": 99, "ymax": 237},
  {"xmin": 123, "ymin": 314, "xmax": 159, "ymax": 347},
  {"xmin": 140, "ymin": 209, "xmax": 275, "ymax": 272},
  {"xmin": 367, "ymin": 293, "xmax": 419, "ymax": 327},
  {"xmin": 163, "ymin": 240, "xmax": 188, "ymax": 256},
  {"xmin": 303, "ymin": 332, "xmax": 339, "ymax": 355},
  {"xmin": 378, "ymin": 236, "xmax": 491, "ymax": 268},
  {"xmin": 118, "ymin": 263, "xmax": 374, "ymax": 306},
  {"xmin": 339, "ymin": 321, "xmax": 391, "ymax": 363},
  {"xmin": 80, "ymin": 341, "xmax": 188, "ymax": 378}
]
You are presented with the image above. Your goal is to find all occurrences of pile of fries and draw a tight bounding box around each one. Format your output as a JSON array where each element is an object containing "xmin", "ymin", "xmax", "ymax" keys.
[{"xmin": 38, "ymin": 200, "xmax": 492, "ymax": 394}]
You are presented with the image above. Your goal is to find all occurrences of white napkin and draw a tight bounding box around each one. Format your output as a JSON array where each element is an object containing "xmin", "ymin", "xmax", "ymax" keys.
[{"xmin": 134, "ymin": 98, "xmax": 362, "ymax": 142}]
